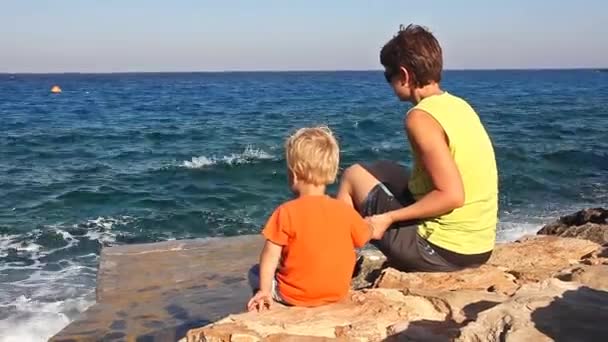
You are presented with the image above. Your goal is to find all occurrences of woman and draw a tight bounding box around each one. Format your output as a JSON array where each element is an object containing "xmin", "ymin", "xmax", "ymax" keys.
[{"xmin": 338, "ymin": 25, "xmax": 498, "ymax": 272}]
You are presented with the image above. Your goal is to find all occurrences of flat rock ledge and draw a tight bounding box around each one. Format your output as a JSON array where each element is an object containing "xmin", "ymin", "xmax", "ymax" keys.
[
  {"xmin": 186, "ymin": 212, "xmax": 608, "ymax": 341},
  {"xmin": 51, "ymin": 236, "xmax": 265, "ymax": 342}
]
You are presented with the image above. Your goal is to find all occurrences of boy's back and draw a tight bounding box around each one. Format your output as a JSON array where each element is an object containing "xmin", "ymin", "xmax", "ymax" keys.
[
  {"xmin": 263, "ymin": 195, "xmax": 369, "ymax": 306},
  {"xmin": 247, "ymin": 126, "xmax": 372, "ymax": 311}
]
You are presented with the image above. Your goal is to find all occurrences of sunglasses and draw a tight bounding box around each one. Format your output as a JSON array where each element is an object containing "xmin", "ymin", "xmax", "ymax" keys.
[{"xmin": 384, "ymin": 69, "xmax": 396, "ymax": 83}]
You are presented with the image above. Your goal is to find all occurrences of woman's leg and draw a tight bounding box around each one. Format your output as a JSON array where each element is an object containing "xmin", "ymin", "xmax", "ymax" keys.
[
  {"xmin": 337, "ymin": 160, "xmax": 413, "ymax": 210},
  {"xmin": 338, "ymin": 161, "xmax": 460, "ymax": 272},
  {"xmin": 337, "ymin": 163, "xmax": 381, "ymax": 210}
]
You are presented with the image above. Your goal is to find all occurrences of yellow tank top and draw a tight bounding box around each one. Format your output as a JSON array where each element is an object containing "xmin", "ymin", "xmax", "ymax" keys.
[{"xmin": 409, "ymin": 92, "xmax": 498, "ymax": 254}]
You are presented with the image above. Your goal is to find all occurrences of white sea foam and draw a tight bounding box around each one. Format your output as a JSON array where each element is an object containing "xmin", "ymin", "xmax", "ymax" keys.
[
  {"xmin": 0, "ymin": 216, "xmax": 133, "ymax": 267},
  {"xmin": 0, "ymin": 295, "xmax": 94, "ymax": 342},
  {"xmin": 496, "ymin": 221, "xmax": 543, "ymax": 242},
  {"xmin": 0, "ymin": 216, "xmax": 135, "ymax": 342},
  {"xmin": 0, "ymin": 259, "xmax": 96, "ymax": 342},
  {"xmin": 371, "ymin": 140, "xmax": 404, "ymax": 152},
  {"xmin": 81, "ymin": 215, "xmax": 134, "ymax": 245},
  {"xmin": 182, "ymin": 146, "xmax": 274, "ymax": 168},
  {"xmin": 0, "ymin": 235, "xmax": 42, "ymax": 258}
]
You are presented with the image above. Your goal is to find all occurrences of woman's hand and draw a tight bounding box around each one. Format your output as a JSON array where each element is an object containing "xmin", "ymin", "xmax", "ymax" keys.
[
  {"xmin": 366, "ymin": 213, "xmax": 393, "ymax": 240},
  {"xmin": 247, "ymin": 290, "xmax": 273, "ymax": 312}
]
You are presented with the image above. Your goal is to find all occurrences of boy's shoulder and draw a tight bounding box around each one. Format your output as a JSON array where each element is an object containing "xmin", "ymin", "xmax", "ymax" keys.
[{"xmin": 278, "ymin": 195, "xmax": 359, "ymax": 216}]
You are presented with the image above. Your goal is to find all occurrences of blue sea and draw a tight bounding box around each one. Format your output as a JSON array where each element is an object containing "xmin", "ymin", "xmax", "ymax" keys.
[{"xmin": 1, "ymin": 70, "xmax": 607, "ymax": 341}]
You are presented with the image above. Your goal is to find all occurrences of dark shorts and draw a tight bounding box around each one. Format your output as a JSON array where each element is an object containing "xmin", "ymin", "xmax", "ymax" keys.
[{"xmin": 360, "ymin": 161, "xmax": 491, "ymax": 272}]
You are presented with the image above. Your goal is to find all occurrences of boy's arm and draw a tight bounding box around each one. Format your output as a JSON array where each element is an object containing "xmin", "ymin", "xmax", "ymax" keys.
[
  {"xmin": 351, "ymin": 210, "xmax": 374, "ymax": 248},
  {"xmin": 250, "ymin": 205, "xmax": 288, "ymax": 311},
  {"xmin": 258, "ymin": 240, "xmax": 282, "ymax": 293}
]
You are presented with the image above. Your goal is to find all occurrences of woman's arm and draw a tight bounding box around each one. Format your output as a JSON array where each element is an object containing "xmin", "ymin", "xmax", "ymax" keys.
[
  {"xmin": 368, "ymin": 109, "xmax": 464, "ymax": 236},
  {"xmin": 391, "ymin": 109, "xmax": 464, "ymax": 221}
]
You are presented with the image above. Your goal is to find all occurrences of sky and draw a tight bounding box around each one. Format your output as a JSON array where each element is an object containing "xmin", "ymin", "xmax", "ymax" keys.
[{"xmin": 1, "ymin": 0, "xmax": 607, "ymax": 72}]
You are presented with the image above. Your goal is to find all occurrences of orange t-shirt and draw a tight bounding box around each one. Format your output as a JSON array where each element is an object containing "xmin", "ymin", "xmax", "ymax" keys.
[{"xmin": 262, "ymin": 195, "xmax": 370, "ymax": 307}]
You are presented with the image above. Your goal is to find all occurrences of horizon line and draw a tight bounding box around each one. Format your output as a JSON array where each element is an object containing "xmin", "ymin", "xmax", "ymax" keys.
[{"xmin": 1, "ymin": 67, "xmax": 607, "ymax": 75}]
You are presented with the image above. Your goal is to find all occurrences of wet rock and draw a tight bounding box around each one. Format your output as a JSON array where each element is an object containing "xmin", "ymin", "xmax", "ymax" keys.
[
  {"xmin": 538, "ymin": 207, "xmax": 608, "ymax": 245},
  {"xmin": 51, "ymin": 236, "xmax": 264, "ymax": 342}
]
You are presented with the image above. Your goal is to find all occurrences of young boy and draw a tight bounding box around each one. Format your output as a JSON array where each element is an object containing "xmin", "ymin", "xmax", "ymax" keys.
[{"xmin": 247, "ymin": 126, "xmax": 372, "ymax": 311}]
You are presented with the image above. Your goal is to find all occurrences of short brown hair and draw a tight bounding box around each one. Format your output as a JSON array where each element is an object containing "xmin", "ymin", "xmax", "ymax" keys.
[
  {"xmin": 285, "ymin": 126, "xmax": 339, "ymax": 186},
  {"xmin": 380, "ymin": 24, "xmax": 443, "ymax": 87}
]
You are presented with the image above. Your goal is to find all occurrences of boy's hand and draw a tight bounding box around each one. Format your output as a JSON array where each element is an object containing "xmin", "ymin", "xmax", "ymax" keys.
[{"xmin": 247, "ymin": 290, "xmax": 273, "ymax": 312}]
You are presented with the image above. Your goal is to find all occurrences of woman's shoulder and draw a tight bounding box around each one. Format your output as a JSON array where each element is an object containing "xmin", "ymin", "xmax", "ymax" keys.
[
  {"xmin": 415, "ymin": 92, "xmax": 471, "ymax": 109},
  {"xmin": 409, "ymin": 92, "xmax": 479, "ymax": 125}
]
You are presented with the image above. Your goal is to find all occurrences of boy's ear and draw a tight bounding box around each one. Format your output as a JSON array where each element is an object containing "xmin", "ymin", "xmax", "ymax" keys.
[
  {"xmin": 291, "ymin": 170, "xmax": 298, "ymax": 184},
  {"xmin": 288, "ymin": 169, "xmax": 297, "ymax": 184}
]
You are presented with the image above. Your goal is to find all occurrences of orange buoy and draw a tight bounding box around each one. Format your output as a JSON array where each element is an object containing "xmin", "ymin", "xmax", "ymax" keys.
[{"xmin": 51, "ymin": 85, "xmax": 62, "ymax": 94}]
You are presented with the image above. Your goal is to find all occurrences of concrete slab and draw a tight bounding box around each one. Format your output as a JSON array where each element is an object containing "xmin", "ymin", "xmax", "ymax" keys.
[{"xmin": 51, "ymin": 235, "xmax": 263, "ymax": 341}]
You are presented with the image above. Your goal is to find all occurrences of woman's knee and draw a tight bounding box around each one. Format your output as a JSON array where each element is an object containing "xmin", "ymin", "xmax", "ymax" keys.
[
  {"xmin": 341, "ymin": 163, "xmax": 367, "ymax": 183},
  {"xmin": 339, "ymin": 163, "xmax": 380, "ymax": 208}
]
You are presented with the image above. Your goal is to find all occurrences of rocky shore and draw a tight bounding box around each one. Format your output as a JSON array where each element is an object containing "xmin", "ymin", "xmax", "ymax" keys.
[
  {"xmin": 50, "ymin": 208, "xmax": 607, "ymax": 341},
  {"xmin": 186, "ymin": 208, "xmax": 608, "ymax": 342}
]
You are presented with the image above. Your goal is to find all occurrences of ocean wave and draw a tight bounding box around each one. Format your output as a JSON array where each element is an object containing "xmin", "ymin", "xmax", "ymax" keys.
[
  {"xmin": 182, "ymin": 146, "xmax": 275, "ymax": 169},
  {"xmin": 370, "ymin": 141, "xmax": 405, "ymax": 153},
  {"xmin": 0, "ymin": 216, "xmax": 134, "ymax": 267},
  {"xmin": 144, "ymin": 131, "xmax": 183, "ymax": 142},
  {"xmin": 77, "ymin": 216, "xmax": 135, "ymax": 246},
  {"xmin": 55, "ymin": 187, "xmax": 129, "ymax": 203},
  {"xmin": 543, "ymin": 149, "xmax": 608, "ymax": 170},
  {"xmin": 353, "ymin": 118, "xmax": 383, "ymax": 129},
  {"xmin": 0, "ymin": 235, "xmax": 43, "ymax": 259}
]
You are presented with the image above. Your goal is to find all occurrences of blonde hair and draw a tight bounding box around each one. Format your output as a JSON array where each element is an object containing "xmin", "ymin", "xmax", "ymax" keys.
[{"xmin": 285, "ymin": 126, "xmax": 339, "ymax": 186}]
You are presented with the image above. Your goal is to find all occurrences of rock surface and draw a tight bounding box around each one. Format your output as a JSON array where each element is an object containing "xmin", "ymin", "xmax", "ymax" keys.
[
  {"xmin": 351, "ymin": 249, "xmax": 387, "ymax": 290},
  {"xmin": 187, "ymin": 234, "xmax": 608, "ymax": 342},
  {"xmin": 538, "ymin": 207, "xmax": 608, "ymax": 245},
  {"xmin": 50, "ymin": 208, "xmax": 608, "ymax": 341},
  {"xmin": 456, "ymin": 279, "xmax": 608, "ymax": 342}
]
